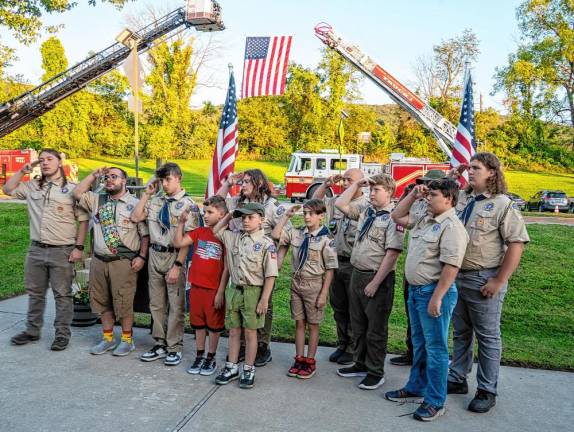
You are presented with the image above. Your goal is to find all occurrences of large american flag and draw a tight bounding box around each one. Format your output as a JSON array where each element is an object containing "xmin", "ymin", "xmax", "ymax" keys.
[
  {"xmin": 206, "ymin": 71, "xmax": 238, "ymax": 198},
  {"xmin": 242, "ymin": 36, "xmax": 293, "ymax": 98},
  {"xmin": 450, "ymin": 71, "xmax": 476, "ymax": 180}
]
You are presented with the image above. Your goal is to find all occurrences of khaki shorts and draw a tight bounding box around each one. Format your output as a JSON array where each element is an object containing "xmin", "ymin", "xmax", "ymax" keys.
[
  {"xmin": 291, "ymin": 276, "xmax": 325, "ymax": 324},
  {"xmin": 89, "ymin": 256, "xmax": 137, "ymax": 319},
  {"xmin": 225, "ymin": 285, "xmax": 264, "ymax": 330}
]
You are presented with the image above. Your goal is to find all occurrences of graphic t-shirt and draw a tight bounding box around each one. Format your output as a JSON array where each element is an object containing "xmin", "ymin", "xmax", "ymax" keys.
[{"xmin": 187, "ymin": 227, "xmax": 225, "ymax": 290}]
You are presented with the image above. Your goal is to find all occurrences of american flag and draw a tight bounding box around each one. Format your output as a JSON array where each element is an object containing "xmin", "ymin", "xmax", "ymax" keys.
[
  {"xmin": 206, "ymin": 71, "xmax": 238, "ymax": 198},
  {"xmin": 242, "ymin": 36, "xmax": 293, "ymax": 98},
  {"xmin": 450, "ymin": 71, "xmax": 476, "ymax": 181}
]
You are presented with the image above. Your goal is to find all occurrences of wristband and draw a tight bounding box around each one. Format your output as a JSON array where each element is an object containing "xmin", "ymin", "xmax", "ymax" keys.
[
  {"xmin": 174, "ymin": 260, "xmax": 183, "ymax": 268},
  {"xmin": 137, "ymin": 254, "xmax": 147, "ymax": 261},
  {"xmin": 74, "ymin": 245, "xmax": 85, "ymax": 251}
]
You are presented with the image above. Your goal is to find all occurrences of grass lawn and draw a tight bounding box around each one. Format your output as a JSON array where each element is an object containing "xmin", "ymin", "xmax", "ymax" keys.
[{"xmin": 2, "ymin": 203, "xmax": 572, "ymax": 370}]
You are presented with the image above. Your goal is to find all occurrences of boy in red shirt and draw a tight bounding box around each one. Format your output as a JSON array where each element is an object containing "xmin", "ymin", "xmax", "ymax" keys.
[{"xmin": 174, "ymin": 196, "xmax": 229, "ymax": 376}]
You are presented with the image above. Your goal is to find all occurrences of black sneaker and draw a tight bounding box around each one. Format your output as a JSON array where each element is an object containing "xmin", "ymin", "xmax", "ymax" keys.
[
  {"xmin": 50, "ymin": 336, "xmax": 69, "ymax": 351},
  {"xmin": 10, "ymin": 332, "xmax": 40, "ymax": 346},
  {"xmin": 337, "ymin": 364, "xmax": 367, "ymax": 378},
  {"xmin": 468, "ymin": 389, "xmax": 496, "ymax": 413},
  {"xmin": 385, "ymin": 388, "xmax": 423, "ymax": 403},
  {"xmin": 254, "ymin": 343, "xmax": 272, "ymax": 367},
  {"xmin": 329, "ymin": 348, "xmax": 346, "ymax": 363},
  {"xmin": 336, "ymin": 352, "xmax": 354, "ymax": 365},
  {"xmin": 447, "ymin": 378, "xmax": 469, "ymax": 394},
  {"xmin": 414, "ymin": 403, "xmax": 445, "ymax": 421},
  {"xmin": 140, "ymin": 344, "xmax": 167, "ymax": 362},
  {"xmin": 239, "ymin": 366, "xmax": 256, "ymax": 389},
  {"xmin": 358, "ymin": 374, "xmax": 385, "ymax": 390},
  {"xmin": 215, "ymin": 362, "xmax": 239, "ymax": 385},
  {"xmin": 390, "ymin": 354, "xmax": 413, "ymax": 366},
  {"xmin": 199, "ymin": 357, "xmax": 217, "ymax": 376},
  {"xmin": 187, "ymin": 356, "xmax": 205, "ymax": 375},
  {"xmin": 164, "ymin": 351, "xmax": 182, "ymax": 366}
]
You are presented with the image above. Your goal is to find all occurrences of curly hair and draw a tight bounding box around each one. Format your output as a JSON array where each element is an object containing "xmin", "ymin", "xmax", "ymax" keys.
[
  {"xmin": 466, "ymin": 152, "xmax": 508, "ymax": 195},
  {"xmin": 239, "ymin": 169, "xmax": 273, "ymax": 204},
  {"xmin": 37, "ymin": 149, "xmax": 67, "ymax": 190}
]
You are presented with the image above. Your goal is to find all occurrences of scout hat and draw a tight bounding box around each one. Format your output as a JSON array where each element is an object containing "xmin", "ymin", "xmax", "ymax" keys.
[
  {"xmin": 233, "ymin": 202, "xmax": 266, "ymax": 218},
  {"xmin": 416, "ymin": 169, "xmax": 447, "ymax": 184}
]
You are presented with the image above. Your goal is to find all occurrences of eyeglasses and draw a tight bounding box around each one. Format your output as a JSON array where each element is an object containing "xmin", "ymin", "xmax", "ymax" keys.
[{"xmin": 103, "ymin": 174, "xmax": 122, "ymax": 181}]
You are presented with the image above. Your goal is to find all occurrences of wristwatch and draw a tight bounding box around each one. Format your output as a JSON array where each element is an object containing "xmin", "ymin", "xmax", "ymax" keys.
[{"xmin": 74, "ymin": 245, "xmax": 85, "ymax": 251}]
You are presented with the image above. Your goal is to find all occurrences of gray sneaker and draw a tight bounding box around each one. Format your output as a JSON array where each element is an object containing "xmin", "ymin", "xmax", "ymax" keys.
[
  {"xmin": 90, "ymin": 339, "xmax": 118, "ymax": 355},
  {"xmin": 112, "ymin": 340, "xmax": 135, "ymax": 357}
]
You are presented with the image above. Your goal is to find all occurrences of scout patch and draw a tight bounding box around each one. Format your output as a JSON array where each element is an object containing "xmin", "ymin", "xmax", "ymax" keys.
[
  {"xmin": 329, "ymin": 239, "xmax": 336, "ymax": 248},
  {"xmin": 61, "ymin": 187, "xmax": 69, "ymax": 194},
  {"xmin": 396, "ymin": 224, "xmax": 405, "ymax": 233},
  {"xmin": 512, "ymin": 202, "xmax": 519, "ymax": 210},
  {"xmin": 126, "ymin": 204, "xmax": 134, "ymax": 211},
  {"xmin": 381, "ymin": 214, "xmax": 390, "ymax": 221},
  {"xmin": 312, "ymin": 236, "xmax": 322, "ymax": 242},
  {"xmin": 267, "ymin": 244, "xmax": 277, "ymax": 259},
  {"xmin": 484, "ymin": 203, "xmax": 494, "ymax": 211},
  {"xmin": 176, "ymin": 201, "xmax": 184, "ymax": 210},
  {"xmin": 253, "ymin": 243, "xmax": 262, "ymax": 252},
  {"xmin": 276, "ymin": 206, "xmax": 286, "ymax": 216},
  {"xmin": 432, "ymin": 224, "xmax": 441, "ymax": 232},
  {"xmin": 341, "ymin": 218, "xmax": 350, "ymax": 232},
  {"xmin": 190, "ymin": 203, "xmax": 199, "ymax": 212}
]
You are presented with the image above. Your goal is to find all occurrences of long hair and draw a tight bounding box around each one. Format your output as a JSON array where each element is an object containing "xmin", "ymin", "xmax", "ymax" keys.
[
  {"xmin": 239, "ymin": 169, "xmax": 272, "ymax": 204},
  {"xmin": 466, "ymin": 152, "xmax": 507, "ymax": 195},
  {"xmin": 37, "ymin": 149, "xmax": 67, "ymax": 190}
]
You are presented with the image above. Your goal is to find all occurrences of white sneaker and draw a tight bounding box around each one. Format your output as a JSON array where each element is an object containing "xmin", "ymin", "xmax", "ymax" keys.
[{"xmin": 165, "ymin": 351, "xmax": 182, "ymax": 366}]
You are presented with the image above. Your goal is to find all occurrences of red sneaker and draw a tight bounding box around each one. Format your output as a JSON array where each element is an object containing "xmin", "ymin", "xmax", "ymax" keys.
[
  {"xmin": 287, "ymin": 355, "xmax": 306, "ymax": 377},
  {"xmin": 297, "ymin": 357, "xmax": 316, "ymax": 379}
]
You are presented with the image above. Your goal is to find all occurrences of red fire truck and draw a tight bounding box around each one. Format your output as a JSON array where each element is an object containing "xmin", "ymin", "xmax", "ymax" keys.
[
  {"xmin": 285, "ymin": 149, "xmax": 450, "ymax": 202},
  {"xmin": 0, "ymin": 149, "xmax": 79, "ymax": 191}
]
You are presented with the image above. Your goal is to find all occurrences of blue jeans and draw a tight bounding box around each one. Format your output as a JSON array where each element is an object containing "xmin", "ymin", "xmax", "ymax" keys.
[{"xmin": 404, "ymin": 282, "xmax": 458, "ymax": 407}]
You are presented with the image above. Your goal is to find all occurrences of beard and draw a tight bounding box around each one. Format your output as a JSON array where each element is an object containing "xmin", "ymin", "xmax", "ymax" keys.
[{"xmin": 105, "ymin": 184, "xmax": 124, "ymax": 195}]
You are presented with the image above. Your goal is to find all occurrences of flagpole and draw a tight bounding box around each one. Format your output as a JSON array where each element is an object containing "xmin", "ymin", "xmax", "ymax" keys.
[{"xmin": 133, "ymin": 43, "xmax": 140, "ymax": 180}]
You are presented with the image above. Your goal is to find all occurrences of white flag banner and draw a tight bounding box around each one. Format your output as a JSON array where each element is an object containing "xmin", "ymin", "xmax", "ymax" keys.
[
  {"xmin": 123, "ymin": 49, "xmax": 144, "ymax": 91},
  {"xmin": 127, "ymin": 95, "xmax": 143, "ymax": 114}
]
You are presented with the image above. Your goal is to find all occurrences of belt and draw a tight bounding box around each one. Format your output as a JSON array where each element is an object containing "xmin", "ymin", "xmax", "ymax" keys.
[
  {"xmin": 338, "ymin": 255, "xmax": 351, "ymax": 262},
  {"xmin": 353, "ymin": 267, "xmax": 376, "ymax": 274},
  {"xmin": 94, "ymin": 253, "xmax": 123, "ymax": 263},
  {"xmin": 459, "ymin": 267, "xmax": 499, "ymax": 274},
  {"xmin": 150, "ymin": 243, "xmax": 177, "ymax": 253},
  {"xmin": 31, "ymin": 241, "xmax": 74, "ymax": 249}
]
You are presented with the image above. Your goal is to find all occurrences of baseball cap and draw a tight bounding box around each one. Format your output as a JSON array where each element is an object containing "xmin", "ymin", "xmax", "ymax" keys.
[
  {"xmin": 416, "ymin": 169, "xmax": 447, "ymax": 184},
  {"xmin": 232, "ymin": 202, "xmax": 266, "ymax": 218}
]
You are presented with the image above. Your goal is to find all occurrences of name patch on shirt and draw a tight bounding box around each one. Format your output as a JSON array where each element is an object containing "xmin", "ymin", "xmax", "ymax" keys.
[{"xmin": 432, "ymin": 224, "xmax": 441, "ymax": 232}]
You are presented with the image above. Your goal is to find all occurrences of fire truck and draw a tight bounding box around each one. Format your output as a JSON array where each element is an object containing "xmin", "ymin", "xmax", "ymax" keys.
[{"xmin": 285, "ymin": 150, "xmax": 449, "ymax": 202}]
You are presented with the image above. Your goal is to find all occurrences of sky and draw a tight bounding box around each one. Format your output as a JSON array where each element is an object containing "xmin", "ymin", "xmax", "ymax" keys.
[{"xmin": 4, "ymin": 0, "xmax": 524, "ymax": 111}]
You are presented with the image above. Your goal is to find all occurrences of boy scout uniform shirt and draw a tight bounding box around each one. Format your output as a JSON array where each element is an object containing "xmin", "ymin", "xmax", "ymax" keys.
[
  {"xmin": 216, "ymin": 229, "xmax": 278, "ymax": 286},
  {"xmin": 409, "ymin": 198, "xmax": 428, "ymax": 220},
  {"xmin": 456, "ymin": 191, "xmax": 530, "ymax": 271},
  {"xmin": 405, "ymin": 207, "xmax": 469, "ymax": 286},
  {"xmin": 279, "ymin": 226, "xmax": 339, "ymax": 278},
  {"xmin": 11, "ymin": 179, "xmax": 89, "ymax": 245},
  {"xmin": 325, "ymin": 195, "xmax": 370, "ymax": 257},
  {"xmin": 348, "ymin": 203, "xmax": 405, "ymax": 272},
  {"xmin": 226, "ymin": 195, "xmax": 290, "ymax": 235},
  {"xmin": 78, "ymin": 191, "xmax": 149, "ymax": 256},
  {"xmin": 145, "ymin": 189, "xmax": 200, "ymax": 245}
]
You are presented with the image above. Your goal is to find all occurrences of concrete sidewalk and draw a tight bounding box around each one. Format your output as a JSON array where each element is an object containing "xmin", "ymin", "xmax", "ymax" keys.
[{"xmin": 1, "ymin": 294, "xmax": 572, "ymax": 432}]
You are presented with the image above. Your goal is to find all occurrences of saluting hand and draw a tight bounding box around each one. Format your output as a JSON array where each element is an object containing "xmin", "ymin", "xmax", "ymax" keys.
[
  {"xmin": 226, "ymin": 172, "xmax": 244, "ymax": 187},
  {"xmin": 356, "ymin": 178, "xmax": 371, "ymax": 188},
  {"xmin": 20, "ymin": 160, "xmax": 39, "ymax": 174},
  {"xmin": 92, "ymin": 166, "xmax": 108, "ymax": 178},
  {"xmin": 286, "ymin": 204, "xmax": 301, "ymax": 218},
  {"xmin": 325, "ymin": 174, "xmax": 342, "ymax": 187},
  {"xmin": 411, "ymin": 184, "xmax": 429, "ymax": 199},
  {"xmin": 145, "ymin": 177, "xmax": 158, "ymax": 197}
]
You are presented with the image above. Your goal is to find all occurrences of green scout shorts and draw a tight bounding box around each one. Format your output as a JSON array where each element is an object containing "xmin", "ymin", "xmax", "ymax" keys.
[{"xmin": 225, "ymin": 284, "xmax": 264, "ymax": 330}]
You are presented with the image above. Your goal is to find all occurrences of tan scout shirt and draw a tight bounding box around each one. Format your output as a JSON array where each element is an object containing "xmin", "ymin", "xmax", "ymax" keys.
[
  {"xmin": 145, "ymin": 189, "xmax": 200, "ymax": 246},
  {"xmin": 409, "ymin": 198, "xmax": 429, "ymax": 221},
  {"xmin": 279, "ymin": 226, "xmax": 338, "ymax": 278},
  {"xmin": 226, "ymin": 195, "xmax": 291, "ymax": 235},
  {"xmin": 325, "ymin": 194, "xmax": 370, "ymax": 257},
  {"xmin": 405, "ymin": 207, "xmax": 469, "ymax": 286},
  {"xmin": 456, "ymin": 191, "xmax": 530, "ymax": 270},
  {"xmin": 216, "ymin": 229, "xmax": 278, "ymax": 286},
  {"xmin": 12, "ymin": 179, "xmax": 89, "ymax": 245},
  {"xmin": 348, "ymin": 204, "xmax": 405, "ymax": 272},
  {"xmin": 78, "ymin": 191, "xmax": 149, "ymax": 256}
]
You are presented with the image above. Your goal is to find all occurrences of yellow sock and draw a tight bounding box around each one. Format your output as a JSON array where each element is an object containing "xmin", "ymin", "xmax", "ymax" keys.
[
  {"xmin": 103, "ymin": 329, "xmax": 113, "ymax": 342},
  {"xmin": 121, "ymin": 331, "xmax": 132, "ymax": 344}
]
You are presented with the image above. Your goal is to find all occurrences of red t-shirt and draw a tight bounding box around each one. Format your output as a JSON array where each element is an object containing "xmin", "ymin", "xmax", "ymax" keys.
[{"xmin": 187, "ymin": 227, "xmax": 225, "ymax": 290}]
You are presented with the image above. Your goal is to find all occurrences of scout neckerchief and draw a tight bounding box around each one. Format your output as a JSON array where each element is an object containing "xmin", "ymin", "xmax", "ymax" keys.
[
  {"xmin": 458, "ymin": 194, "xmax": 487, "ymax": 226},
  {"xmin": 297, "ymin": 226, "xmax": 330, "ymax": 272},
  {"xmin": 358, "ymin": 207, "xmax": 389, "ymax": 242},
  {"xmin": 159, "ymin": 197, "xmax": 177, "ymax": 235},
  {"xmin": 97, "ymin": 197, "xmax": 121, "ymax": 255}
]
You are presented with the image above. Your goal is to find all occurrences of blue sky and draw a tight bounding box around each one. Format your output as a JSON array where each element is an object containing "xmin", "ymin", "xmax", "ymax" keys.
[{"xmin": 4, "ymin": 0, "xmax": 523, "ymax": 110}]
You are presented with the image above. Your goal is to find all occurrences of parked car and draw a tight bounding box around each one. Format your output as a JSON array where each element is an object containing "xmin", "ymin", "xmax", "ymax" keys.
[
  {"xmin": 506, "ymin": 192, "xmax": 526, "ymax": 211},
  {"xmin": 526, "ymin": 190, "xmax": 570, "ymax": 212}
]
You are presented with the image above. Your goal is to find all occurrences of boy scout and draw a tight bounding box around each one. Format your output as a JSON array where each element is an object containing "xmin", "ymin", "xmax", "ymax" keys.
[
  {"xmin": 131, "ymin": 163, "xmax": 201, "ymax": 366},
  {"xmin": 212, "ymin": 203, "xmax": 278, "ymax": 389},
  {"xmin": 3, "ymin": 149, "xmax": 89, "ymax": 351},
  {"xmin": 335, "ymin": 174, "xmax": 404, "ymax": 390},
  {"xmin": 312, "ymin": 168, "xmax": 369, "ymax": 365},
  {"xmin": 447, "ymin": 152, "xmax": 529, "ymax": 413},
  {"xmin": 74, "ymin": 167, "xmax": 150, "ymax": 356},
  {"xmin": 386, "ymin": 179, "xmax": 469, "ymax": 422},
  {"xmin": 271, "ymin": 199, "xmax": 338, "ymax": 379}
]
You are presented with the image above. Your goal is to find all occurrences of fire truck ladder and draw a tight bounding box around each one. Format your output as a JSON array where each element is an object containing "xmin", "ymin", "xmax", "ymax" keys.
[
  {"xmin": 314, "ymin": 23, "xmax": 455, "ymax": 159},
  {"xmin": 0, "ymin": 1, "xmax": 224, "ymax": 138}
]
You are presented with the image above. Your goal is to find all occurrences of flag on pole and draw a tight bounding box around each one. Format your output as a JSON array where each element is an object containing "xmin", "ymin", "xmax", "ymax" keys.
[
  {"xmin": 206, "ymin": 70, "xmax": 238, "ymax": 198},
  {"xmin": 242, "ymin": 36, "xmax": 293, "ymax": 98},
  {"xmin": 450, "ymin": 70, "xmax": 476, "ymax": 181},
  {"xmin": 123, "ymin": 49, "xmax": 145, "ymax": 113}
]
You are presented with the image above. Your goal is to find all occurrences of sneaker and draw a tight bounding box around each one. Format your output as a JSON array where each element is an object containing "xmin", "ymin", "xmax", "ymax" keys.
[
  {"xmin": 468, "ymin": 389, "xmax": 496, "ymax": 413},
  {"xmin": 140, "ymin": 344, "xmax": 168, "ymax": 362},
  {"xmin": 328, "ymin": 348, "xmax": 346, "ymax": 363},
  {"xmin": 10, "ymin": 332, "xmax": 39, "ymax": 346},
  {"xmin": 336, "ymin": 352, "xmax": 354, "ymax": 365},
  {"xmin": 297, "ymin": 357, "xmax": 316, "ymax": 379},
  {"xmin": 112, "ymin": 340, "xmax": 135, "ymax": 357},
  {"xmin": 199, "ymin": 357, "xmax": 217, "ymax": 376},
  {"xmin": 337, "ymin": 364, "xmax": 367, "ymax": 378},
  {"xmin": 447, "ymin": 378, "xmax": 469, "ymax": 394},
  {"xmin": 287, "ymin": 355, "xmax": 306, "ymax": 377},
  {"xmin": 358, "ymin": 374, "xmax": 385, "ymax": 390},
  {"xmin": 239, "ymin": 366, "xmax": 256, "ymax": 389},
  {"xmin": 164, "ymin": 351, "xmax": 182, "ymax": 366},
  {"xmin": 215, "ymin": 362, "xmax": 239, "ymax": 385},
  {"xmin": 390, "ymin": 354, "xmax": 413, "ymax": 366},
  {"xmin": 187, "ymin": 356, "xmax": 205, "ymax": 375},
  {"xmin": 90, "ymin": 339, "xmax": 118, "ymax": 355},
  {"xmin": 50, "ymin": 336, "xmax": 69, "ymax": 351},
  {"xmin": 384, "ymin": 388, "xmax": 423, "ymax": 403},
  {"xmin": 413, "ymin": 403, "xmax": 446, "ymax": 422},
  {"xmin": 254, "ymin": 343, "xmax": 272, "ymax": 367}
]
